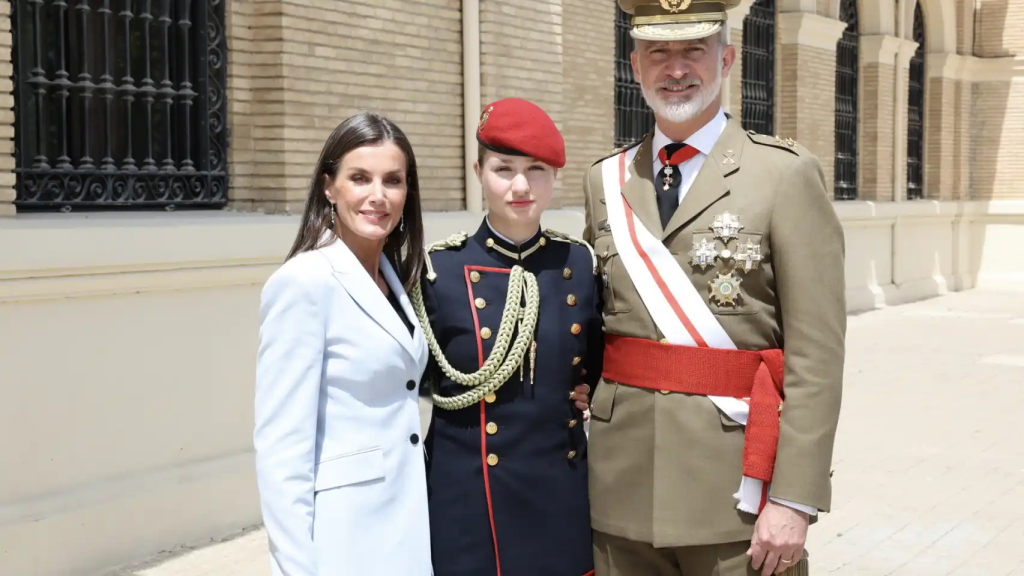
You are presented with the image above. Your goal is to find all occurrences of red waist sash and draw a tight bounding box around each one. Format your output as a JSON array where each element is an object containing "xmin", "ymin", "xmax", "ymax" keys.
[{"xmin": 602, "ymin": 334, "xmax": 785, "ymax": 483}]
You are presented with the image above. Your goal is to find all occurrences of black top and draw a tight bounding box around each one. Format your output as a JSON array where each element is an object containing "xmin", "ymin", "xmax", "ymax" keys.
[{"xmin": 386, "ymin": 286, "xmax": 414, "ymax": 335}]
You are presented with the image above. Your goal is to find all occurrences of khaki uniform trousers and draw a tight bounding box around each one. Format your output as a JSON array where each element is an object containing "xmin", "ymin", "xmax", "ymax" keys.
[{"xmin": 593, "ymin": 531, "xmax": 809, "ymax": 576}]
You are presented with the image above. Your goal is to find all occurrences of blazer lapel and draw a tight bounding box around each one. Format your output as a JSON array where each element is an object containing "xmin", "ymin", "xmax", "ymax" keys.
[
  {"xmin": 662, "ymin": 118, "xmax": 746, "ymax": 240},
  {"xmin": 322, "ymin": 239, "xmax": 416, "ymax": 360},
  {"xmin": 379, "ymin": 254, "xmax": 424, "ymax": 362},
  {"xmin": 620, "ymin": 133, "xmax": 664, "ymax": 238}
]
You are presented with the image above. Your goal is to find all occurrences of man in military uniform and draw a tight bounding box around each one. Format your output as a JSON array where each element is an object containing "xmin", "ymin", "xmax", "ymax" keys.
[
  {"xmin": 583, "ymin": 2, "xmax": 846, "ymax": 575},
  {"xmin": 414, "ymin": 98, "xmax": 603, "ymax": 576}
]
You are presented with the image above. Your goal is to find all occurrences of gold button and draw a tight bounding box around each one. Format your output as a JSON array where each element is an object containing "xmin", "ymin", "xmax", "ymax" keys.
[
  {"xmin": 572, "ymin": 356, "xmax": 582, "ymax": 366},
  {"xmin": 659, "ymin": 338, "xmax": 669, "ymax": 344},
  {"xmin": 570, "ymin": 323, "xmax": 582, "ymax": 335},
  {"xmin": 539, "ymin": 237, "xmax": 547, "ymax": 246},
  {"xmin": 568, "ymin": 419, "xmax": 578, "ymax": 428},
  {"xmin": 660, "ymin": 390, "xmax": 671, "ymax": 395},
  {"xmin": 481, "ymin": 327, "xmax": 492, "ymax": 339},
  {"xmin": 470, "ymin": 271, "xmax": 481, "ymax": 283},
  {"xmin": 487, "ymin": 454, "xmax": 499, "ymax": 466},
  {"xmin": 475, "ymin": 298, "xmax": 486, "ymax": 309},
  {"xmin": 567, "ymin": 294, "xmax": 577, "ymax": 307},
  {"xmin": 563, "ymin": 268, "xmax": 573, "ymax": 280},
  {"xmin": 484, "ymin": 392, "xmax": 496, "ymax": 403},
  {"xmin": 486, "ymin": 422, "xmax": 498, "ymax": 435},
  {"xmin": 567, "ymin": 450, "xmax": 577, "ymax": 459},
  {"xmin": 486, "ymin": 238, "xmax": 495, "ymax": 248}
]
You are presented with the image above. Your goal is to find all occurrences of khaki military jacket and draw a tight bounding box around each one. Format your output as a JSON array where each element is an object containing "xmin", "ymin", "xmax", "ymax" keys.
[{"xmin": 583, "ymin": 116, "xmax": 846, "ymax": 547}]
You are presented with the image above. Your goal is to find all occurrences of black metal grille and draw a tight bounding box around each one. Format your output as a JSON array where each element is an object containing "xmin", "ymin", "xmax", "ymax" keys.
[
  {"xmin": 741, "ymin": 0, "xmax": 775, "ymax": 135},
  {"xmin": 12, "ymin": 0, "xmax": 229, "ymax": 211},
  {"xmin": 834, "ymin": 0, "xmax": 859, "ymax": 201},
  {"xmin": 614, "ymin": 7, "xmax": 653, "ymax": 148},
  {"xmin": 907, "ymin": 2, "xmax": 925, "ymax": 200}
]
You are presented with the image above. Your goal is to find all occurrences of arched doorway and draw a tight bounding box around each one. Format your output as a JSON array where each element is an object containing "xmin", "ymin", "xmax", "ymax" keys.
[
  {"xmin": 834, "ymin": 0, "xmax": 859, "ymax": 200},
  {"xmin": 613, "ymin": 8, "xmax": 654, "ymax": 147},
  {"xmin": 741, "ymin": 0, "xmax": 776, "ymax": 136},
  {"xmin": 906, "ymin": 1, "xmax": 926, "ymax": 200}
]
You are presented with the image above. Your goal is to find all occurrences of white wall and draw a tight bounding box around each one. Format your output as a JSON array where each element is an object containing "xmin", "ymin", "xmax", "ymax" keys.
[{"xmin": 0, "ymin": 203, "xmax": 1020, "ymax": 574}]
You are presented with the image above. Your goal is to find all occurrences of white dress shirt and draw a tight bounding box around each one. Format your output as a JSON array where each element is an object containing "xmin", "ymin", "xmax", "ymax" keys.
[
  {"xmin": 652, "ymin": 108, "xmax": 818, "ymax": 518},
  {"xmin": 652, "ymin": 107, "xmax": 728, "ymax": 205}
]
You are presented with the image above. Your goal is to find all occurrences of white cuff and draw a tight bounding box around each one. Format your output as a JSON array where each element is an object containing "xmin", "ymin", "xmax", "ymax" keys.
[{"xmin": 770, "ymin": 497, "xmax": 818, "ymax": 516}]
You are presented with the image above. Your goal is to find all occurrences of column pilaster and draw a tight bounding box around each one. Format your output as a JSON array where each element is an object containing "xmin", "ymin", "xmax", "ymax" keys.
[{"xmin": 777, "ymin": 12, "xmax": 848, "ymax": 194}]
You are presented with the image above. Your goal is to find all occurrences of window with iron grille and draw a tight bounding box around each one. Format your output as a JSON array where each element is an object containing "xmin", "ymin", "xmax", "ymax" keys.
[
  {"xmin": 12, "ymin": 0, "xmax": 229, "ymax": 211},
  {"xmin": 614, "ymin": 7, "xmax": 654, "ymax": 148},
  {"xmin": 834, "ymin": 0, "xmax": 859, "ymax": 201},
  {"xmin": 907, "ymin": 2, "xmax": 925, "ymax": 200},
  {"xmin": 741, "ymin": 0, "xmax": 775, "ymax": 136}
]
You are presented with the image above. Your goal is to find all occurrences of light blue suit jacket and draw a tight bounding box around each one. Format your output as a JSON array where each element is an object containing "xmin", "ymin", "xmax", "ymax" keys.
[{"xmin": 254, "ymin": 237, "xmax": 431, "ymax": 575}]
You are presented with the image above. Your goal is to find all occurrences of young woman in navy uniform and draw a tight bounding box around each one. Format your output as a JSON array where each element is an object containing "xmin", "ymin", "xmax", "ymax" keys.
[{"xmin": 410, "ymin": 98, "xmax": 602, "ymax": 576}]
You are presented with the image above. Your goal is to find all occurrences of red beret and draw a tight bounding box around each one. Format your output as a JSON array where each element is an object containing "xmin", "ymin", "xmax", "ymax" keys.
[{"xmin": 476, "ymin": 98, "xmax": 566, "ymax": 168}]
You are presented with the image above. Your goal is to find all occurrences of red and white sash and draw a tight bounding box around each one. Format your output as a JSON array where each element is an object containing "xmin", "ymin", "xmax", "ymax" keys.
[{"xmin": 599, "ymin": 144, "xmax": 767, "ymax": 514}]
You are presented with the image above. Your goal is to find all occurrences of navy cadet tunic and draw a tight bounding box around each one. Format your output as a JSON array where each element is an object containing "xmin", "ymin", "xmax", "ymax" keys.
[{"xmin": 420, "ymin": 219, "xmax": 603, "ymax": 576}]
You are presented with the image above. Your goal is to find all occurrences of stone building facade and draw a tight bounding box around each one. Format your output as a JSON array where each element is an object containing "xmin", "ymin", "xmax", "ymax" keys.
[{"xmin": 0, "ymin": 0, "xmax": 1020, "ymax": 214}]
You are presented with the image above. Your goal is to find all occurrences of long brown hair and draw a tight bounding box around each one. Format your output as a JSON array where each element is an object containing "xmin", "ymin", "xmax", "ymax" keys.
[{"xmin": 286, "ymin": 112, "xmax": 425, "ymax": 293}]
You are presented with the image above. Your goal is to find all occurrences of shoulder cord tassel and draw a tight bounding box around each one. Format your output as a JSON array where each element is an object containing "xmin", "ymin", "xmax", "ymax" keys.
[{"xmin": 410, "ymin": 264, "xmax": 540, "ymax": 410}]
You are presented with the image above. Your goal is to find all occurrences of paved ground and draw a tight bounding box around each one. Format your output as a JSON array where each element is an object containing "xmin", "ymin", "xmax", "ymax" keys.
[{"xmin": 111, "ymin": 287, "xmax": 1024, "ymax": 576}]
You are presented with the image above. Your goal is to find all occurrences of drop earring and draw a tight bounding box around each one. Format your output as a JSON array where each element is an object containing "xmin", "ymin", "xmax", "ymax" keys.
[
  {"xmin": 400, "ymin": 214, "xmax": 405, "ymax": 232},
  {"xmin": 329, "ymin": 205, "xmax": 336, "ymax": 228}
]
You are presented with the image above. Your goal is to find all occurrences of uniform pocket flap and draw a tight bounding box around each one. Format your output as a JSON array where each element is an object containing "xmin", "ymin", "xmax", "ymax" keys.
[
  {"xmin": 590, "ymin": 380, "xmax": 618, "ymax": 421},
  {"xmin": 314, "ymin": 447, "xmax": 385, "ymax": 492}
]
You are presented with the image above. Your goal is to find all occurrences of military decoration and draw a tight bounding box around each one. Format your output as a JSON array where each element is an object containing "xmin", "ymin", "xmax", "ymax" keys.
[
  {"xmin": 709, "ymin": 272, "xmax": 743, "ymax": 307},
  {"xmin": 711, "ymin": 212, "xmax": 743, "ymax": 242},
  {"xmin": 659, "ymin": 0, "xmax": 691, "ymax": 12},
  {"xmin": 734, "ymin": 239, "xmax": 763, "ymax": 273},
  {"xmin": 662, "ymin": 165, "xmax": 674, "ymax": 191},
  {"xmin": 478, "ymin": 105, "xmax": 494, "ymax": 132},
  {"xmin": 689, "ymin": 237, "xmax": 718, "ymax": 271},
  {"xmin": 722, "ymin": 150, "xmax": 736, "ymax": 166}
]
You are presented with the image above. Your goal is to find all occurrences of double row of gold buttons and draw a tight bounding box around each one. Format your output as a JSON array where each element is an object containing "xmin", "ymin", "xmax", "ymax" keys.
[{"xmin": 477, "ymin": 265, "xmax": 582, "ymax": 466}]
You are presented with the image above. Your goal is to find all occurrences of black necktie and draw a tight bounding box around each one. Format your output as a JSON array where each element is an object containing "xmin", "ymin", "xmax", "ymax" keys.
[{"xmin": 656, "ymin": 143, "xmax": 687, "ymax": 230}]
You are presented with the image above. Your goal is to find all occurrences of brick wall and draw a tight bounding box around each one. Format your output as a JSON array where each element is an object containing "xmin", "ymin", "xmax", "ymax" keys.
[
  {"xmin": 859, "ymin": 62, "xmax": 895, "ymax": 201},
  {"xmin": 778, "ymin": 43, "xmax": 839, "ymax": 194},
  {"xmin": 480, "ymin": 0, "xmax": 564, "ymax": 204},
  {"xmin": 0, "ymin": 0, "xmax": 12, "ymax": 216},
  {"xmin": 561, "ymin": 0, "xmax": 615, "ymax": 207},
  {"xmin": 925, "ymin": 77, "xmax": 956, "ymax": 200},
  {"xmin": 971, "ymin": 0, "xmax": 1024, "ymax": 201},
  {"xmin": 954, "ymin": 78, "xmax": 971, "ymax": 200},
  {"xmin": 227, "ymin": 0, "xmax": 465, "ymax": 214},
  {"xmin": 974, "ymin": 0, "xmax": 1024, "ymax": 57},
  {"xmin": 224, "ymin": 0, "xmax": 257, "ymax": 212},
  {"xmin": 971, "ymin": 80, "xmax": 1024, "ymax": 200},
  {"xmin": 730, "ymin": 27, "xmax": 744, "ymax": 124},
  {"xmin": 956, "ymin": 0, "xmax": 973, "ymax": 55}
]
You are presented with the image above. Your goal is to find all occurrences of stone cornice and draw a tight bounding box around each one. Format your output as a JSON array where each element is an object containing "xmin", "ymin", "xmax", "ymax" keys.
[
  {"xmin": 895, "ymin": 39, "xmax": 919, "ymax": 69},
  {"xmin": 927, "ymin": 53, "xmax": 1024, "ymax": 82},
  {"xmin": 778, "ymin": 12, "xmax": 849, "ymax": 52},
  {"xmin": 860, "ymin": 35, "xmax": 904, "ymax": 66}
]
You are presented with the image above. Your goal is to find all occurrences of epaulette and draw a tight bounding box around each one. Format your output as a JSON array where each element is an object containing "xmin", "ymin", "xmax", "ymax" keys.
[
  {"xmin": 591, "ymin": 139, "xmax": 643, "ymax": 167},
  {"xmin": 423, "ymin": 232, "xmax": 468, "ymax": 281},
  {"xmin": 544, "ymin": 228, "xmax": 598, "ymax": 275},
  {"xmin": 745, "ymin": 130, "xmax": 803, "ymax": 156},
  {"xmin": 426, "ymin": 231, "xmax": 468, "ymax": 253}
]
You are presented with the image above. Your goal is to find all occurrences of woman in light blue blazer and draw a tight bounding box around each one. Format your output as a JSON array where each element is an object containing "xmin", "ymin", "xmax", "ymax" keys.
[{"xmin": 254, "ymin": 112, "xmax": 431, "ymax": 575}]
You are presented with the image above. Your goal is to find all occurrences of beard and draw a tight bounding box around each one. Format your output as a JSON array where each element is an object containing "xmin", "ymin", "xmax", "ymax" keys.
[{"xmin": 640, "ymin": 63, "xmax": 723, "ymax": 124}]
